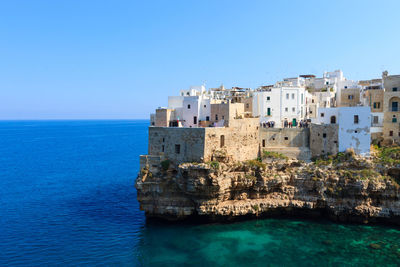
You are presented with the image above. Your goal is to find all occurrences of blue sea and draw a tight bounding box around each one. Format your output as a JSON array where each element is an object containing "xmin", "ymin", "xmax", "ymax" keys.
[{"xmin": 0, "ymin": 120, "xmax": 399, "ymax": 266}]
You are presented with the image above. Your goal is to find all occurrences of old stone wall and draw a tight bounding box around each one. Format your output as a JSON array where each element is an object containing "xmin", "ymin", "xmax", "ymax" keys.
[
  {"xmin": 340, "ymin": 88, "xmax": 360, "ymax": 107},
  {"xmin": 148, "ymin": 127, "xmax": 206, "ymax": 164},
  {"xmin": 203, "ymin": 118, "xmax": 259, "ymax": 162},
  {"xmin": 310, "ymin": 124, "xmax": 339, "ymax": 157},
  {"xmin": 259, "ymin": 128, "xmax": 309, "ymax": 148},
  {"xmin": 155, "ymin": 108, "xmax": 175, "ymax": 127}
]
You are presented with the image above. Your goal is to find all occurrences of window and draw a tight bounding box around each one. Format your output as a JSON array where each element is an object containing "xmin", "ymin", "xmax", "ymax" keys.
[
  {"xmin": 390, "ymin": 131, "xmax": 393, "ymax": 137},
  {"xmin": 187, "ymin": 104, "xmax": 191, "ymax": 109},
  {"xmin": 393, "ymin": 116, "xmax": 397, "ymax": 123},
  {"xmin": 175, "ymin": 144, "xmax": 181, "ymax": 154},
  {"xmin": 321, "ymin": 113, "xmax": 324, "ymax": 117},
  {"xmin": 162, "ymin": 145, "xmax": 164, "ymax": 152},
  {"xmin": 284, "ymin": 137, "xmax": 289, "ymax": 140},
  {"xmin": 344, "ymin": 86, "xmax": 348, "ymax": 89},
  {"xmin": 267, "ymin": 108, "xmax": 271, "ymax": 116},
  {"xmin": 193, "ymin": 116, "xmax": 197, "ymax": 124},
  {"xmin": 348, "ymin": 95, "xmax": 354, "ymax": 100},
  {"xmin": 220, "ymin": 135, "xmax": 225, "ymax": 148},
  {"xmin": 267, "ymin": 96, "xmax": 270, "ymax": 101},
  {"xmin": 330, "ymin": 116, "xmax": 336, "ymax": 124},
  {"xmin": 206, "ymin": 116, "xmax": 210, "ymax": 121},
  {"xmin": 246, "ymin": 103, "xmax": 249, "ymax": 108},
  {"xmin": 215, "ymin": 114, "xmax": 218, "ymax": 121},
  {"xmin": 285, "ymin": 107, "xmax": 288, "ymax": 112},
  {"xmin": 222, "ymin": 116, "xmax": 225, "ymax": 120},
  {"xmin": 393, "ymin": 87, "xmax": 398, "ymax": 92},
  {"xmin": 162, "ymin": 137, "xmax": 165, "ymax": 142},
  {"xmin": 286, "ymin": 93, "xmax": 289, "ymax": 99},
  {"xmin": 392, "ymin": 102, "xmax": 398, "ymax": 111},
  {"xmin": 373, "ymin": 116, "xmax": 379, "ymax": 124},
  {"xmin": 262, "ymin": 139, "xmax": 265, "ymax": 147},
  {"xmin": 292, "ymin": 93, "xmax": 295, "ymax": 99},
  {"xmin": 323, "ymin": 133, "xmax": 327, "ymax": 138},
  {"xmin": 204, "ymin": 105, "xmax": 206, "ymax": 108},
  {"xmin": 301, "ymin": 94, "xmax": 303, "ymax": 104},
  {"xmin": 310, "ymin": 110, "xmax": 313, "ymax": 114},
  {"xmin": 373, "ymin": 102, "xmax": 381, "ymax": 109},
  {"xmin": 326, "ymin": 81, "xmax": 329, "ymax": 85},
  {"xmin": 292, "ymin": 107, "xmax": 295, "ymax": 112},
  {"xmin": 354, "ymin": 115, "xmax": 359, "ymax": 124},
  {"xmin": 312, "ymin": 99, "xmax": 314, "ymax": 103}
]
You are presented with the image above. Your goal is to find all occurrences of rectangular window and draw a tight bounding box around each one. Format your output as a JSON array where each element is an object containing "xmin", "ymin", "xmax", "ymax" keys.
[
  {"xmin": 373, "ymin": 102, "xmax": 377, "ymax": 109},
  {"xmin": 267, "ymin": 108, "xmax": 271, "ymax": 116},
  {"xmin": 193, "ymin": 116, "xmax": 197, "ymax": 124},
  {"xmin": 162, "ymin": 145, "xmax": 164, "ymax": 152},
  {"xmin": 187, "ymin": 104, "xmax": 191, "ymax": 109},
  {"xmin": 262, "ymin": 139, "xmax": 265, "ymax": 147},
  {"xmin": 222, "ymin": 116, "xmax": 225, "ymax": 120},
  {"xmin": 215, "ymin": 114, "xmax": 218, "ymax": 121},
  {"xmin": 175, "ymin": 144, "xmax": 180, "ymax": 154},
  {"xmin": 373, "ymin": 116, "xmax": 379, "ymax": 124},
  {"xmin": 292, "ymin": 93, "xmax": 295, "ymax": 99},
  {"xmin": 392, "ymin": 117, "xmax": 397, "ymax": 123},
  {"xmin": 323, "ymin": 133, "xmax": 327, "ymax": 138},
  {"xmin": 285, "ymin": 107, "xmax": 288, "ymax": 112},
  {"xmin": 392, "ymin": 102, "xmax": 398, "ymax": 112},
  {"xmin": 354, "ymin": 115, "xmax": 359, "ymax": 124},
  {"xmin": 267, "ymin": 96, "xmax": 270, "ymax": 101},
  {"xmin": 378, "ymin": 102, "xmax": 381, "ymax": 108},
  {"xmin": 321, "ymin": 113, "xmax": 324, "ymax": 117},
  {"xmin": 390, "ymin": 131, "xmax": 393, "ymax": 137},
  {"xmin": 204, "ymin": 105, "xmax": 206, "ymax": 108},
  {"xmin": 206, "ymin": 116, "xmax": 210, "ymax": 121},
  {"xmin": 393, "ymin": 87, "xmax": 398, "ymax": 92},
  {"xmin": 292, "ymin": 107, "xmax": 295, "ymax": 112},
  {"xmin": 286, "ymin": 93, "xmax": 289, "ymax": 99},
  {"xmin": 348, "ymin": 95, "xmax": 354, "ymax": 100},
  {"xmin": 246, "ymin": 103, "xmax": 249, "ymax": 108}
]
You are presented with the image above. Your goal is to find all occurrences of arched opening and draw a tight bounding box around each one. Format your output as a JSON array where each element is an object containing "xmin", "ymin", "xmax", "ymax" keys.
[
  {"xmin": 220, "ymin": 135, "xmax": 225, "ymax": 148},
  {"xmin": 330, "ymin": 116, "xmax": 336, "ymax": 124},
  {"xmin": 389, "ymin": 97, "xmax": 400, "ymax": 112}
]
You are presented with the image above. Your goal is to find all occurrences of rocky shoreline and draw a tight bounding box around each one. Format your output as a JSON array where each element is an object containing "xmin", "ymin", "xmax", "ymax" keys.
[{"xmin": 135, "ymin": 149, "xmax": 400, "ymax": 225}]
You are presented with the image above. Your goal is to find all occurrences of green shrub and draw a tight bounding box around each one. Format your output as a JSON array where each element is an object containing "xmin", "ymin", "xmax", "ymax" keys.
[
  {"xmin": 245, "ymin": 159, "xmax": 266, "ymax": 170},
  {"xmin": 208, "ymin": 161, "xmax": 220, "ymax": 169},
  {"xmin": 262, "ymin": 150, "xmax": 288, "ymax": 160},
  {"xmin": 160, "ymin": 159, "xmax": 171, "ymax": 171}
]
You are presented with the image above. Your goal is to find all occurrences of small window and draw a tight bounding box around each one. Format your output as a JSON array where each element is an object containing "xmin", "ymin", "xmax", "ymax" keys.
[
  {"xmin": 262, "ymin": 139, "xmax": 265, "ymax": 147},
  {"xmin": 187, "ymin": 104, "xmax": 191, "ymax": 109},
  {"xmin": 175, "ymin": 144, "xmax": 181, "ymax": 154},
  {"xmin": 321, "ymin": 113, "xmax": 325, "ymax": 117},
  {"xmin": 206, "ymin": 116, "xmax": 210, "ymax": 121},
  {"xmin": 193, "ymin": 116, "xmax": 197, "ymax": 124},
  {"xmin": 393, "ymin": 87, "xmax": 398, "ymax": 92},
  {"xmin": 215, "ymin": 114, "xmax": 218, "ymax": 121},
  {"xmin": 390, "ymin": 131, "xmax": 393, "ymax": 137},
  {"xmin": 204, "ymin": 105, "xmax": 206, "ymax": 108},
  {"xmin": 355, "ymin": 130, "xmax": 358, "ymax": 133},
  {"xmin": 373, "ymin": 102, "xmax": 377, "ymax": 109},
  {"xmin": 348, "ymin": 95, "xmax": 354, "ymax": 100},
  {"xmin": 323, "ymin": 133, "xmax": 327, "ymax": 138},
  {"xmin": 162, "ymin": 137, "xmax": 165, "ymax": 142},
  {"xmin": 285, "ymin": 107, "xmax": 288, "ymax": 112},
  {"xmin": 267, "ymin": 96, "xmax": 270, "ymax": 101},
  {"xmin": 354, "ymin": 115, "xmax": 359, "ymax": 124},
  {"xmin": 220, "ymin": 135, "xmax": 225, "ymax": 148},
  {"xmin": 162, "ymin": 145, "xmax": 165, "ymax": 152},
  {"xmin": 377, "ymin": 102, "xmax": 381, "ymax": 108},
  {"xmin": 222, "ymin": 116, "xmax": 225, "ymax": 120},
  {"xmin": 398, "ymin": 132, "xmax": 400, "ymax": 137},
  {"xmin": 312, "ymin": 99, "xmax": 314, "ymax": 103},
  {"xmin": 284, "ymin": 137, "xmax": 288, "ymax": 140},
  {"xmin": 292, "ymin": 93, "xmax": 295, "ymax": 99},
  {"xmin": 246, "ymin": 103, "xmax": 249, "ymax": 108},
  {"xmin": 267, "ymin": 108, "xmax": 271, "ymax": 116},
  {"xmin": 326, "ymin": 81, "xmax": 329, "ymax": 85},
  {"xmin": 292, "ymin": 107, "xmax": 295, "ymax": 112},
  {"xmin": 286, "ymin": 93, "xmax": 289, "ymax": 99},
  {"xmin": 310, "ymin": 110, "xmax": 313, "ymax": 114},
  {"xmin": 393, "ymin": 117, "xmax": 397, "ymax": 123},
  {"xmin": 373, "ymin": 116, "xmax": 378, "ymax": 124}
]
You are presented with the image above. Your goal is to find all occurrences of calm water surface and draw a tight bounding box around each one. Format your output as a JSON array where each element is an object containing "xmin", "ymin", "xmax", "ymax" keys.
[{"xmin": 0, "ymin": 120, "xmax": 399, "ymax": 266}]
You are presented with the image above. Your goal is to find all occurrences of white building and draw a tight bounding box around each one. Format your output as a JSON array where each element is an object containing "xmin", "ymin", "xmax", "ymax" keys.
[
  {"xmin": 315, "ymin": 106, "xmax": 371, "ymax": 155},
  {"xmin": 167, "ymin": 85, "xmax": 211, "ymax": 128},
  {"xmin": 253, "ymin": 85, "xmax": 306, "ymax": 127}
]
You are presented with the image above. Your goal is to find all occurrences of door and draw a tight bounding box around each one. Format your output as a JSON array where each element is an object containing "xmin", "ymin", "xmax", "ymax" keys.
[{"xmin": 292, "ymin": 118, "xmax": 297, "ymax": 126}]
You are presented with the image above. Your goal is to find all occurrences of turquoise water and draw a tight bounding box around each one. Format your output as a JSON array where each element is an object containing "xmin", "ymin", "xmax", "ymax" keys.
[{"xmin": 0, "ymin": 120, "xmax": 399, "ymax": 266}]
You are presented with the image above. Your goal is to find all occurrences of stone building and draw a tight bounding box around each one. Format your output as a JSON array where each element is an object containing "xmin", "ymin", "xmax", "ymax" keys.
[
  {"xmin": 339, "ymin": 88, "xmax": 361, "ymax": 107},
  {"xmin": 362, "ymin": 87, "xmax": 384, "ymax": 141},
  {"xmin": 383, "ymin": 71, "xmax": 400, "ymax": 144}
]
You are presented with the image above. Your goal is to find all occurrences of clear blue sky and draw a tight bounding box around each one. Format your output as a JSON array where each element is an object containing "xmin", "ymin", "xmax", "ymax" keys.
[{"xmin": 1, "ymin": 0, "xmax": 399, "ymax": 119}]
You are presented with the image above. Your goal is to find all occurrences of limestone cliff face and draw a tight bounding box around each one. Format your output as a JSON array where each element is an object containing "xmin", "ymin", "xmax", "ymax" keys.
[{"xmin": 135, "ymin": 155, "xmax": 400, "ymax": 224}]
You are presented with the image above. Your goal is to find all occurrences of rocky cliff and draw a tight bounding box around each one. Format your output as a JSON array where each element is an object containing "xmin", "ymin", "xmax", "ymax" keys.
[{"xmin": 135, "ymin": 150, "xmax": 400, "ymax": 225}]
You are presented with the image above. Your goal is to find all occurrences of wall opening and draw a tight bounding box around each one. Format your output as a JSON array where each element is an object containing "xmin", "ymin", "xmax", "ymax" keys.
[
  {"xmin": 330, "ymin": 116, "xmax": 336, "ymax": 124},
  {"xmin": 220, "ymin": 135, "xmax": 225, "ymax": 148},
  {"xmin": 262, "ymin": 139, "xmax": 265, "ymax": 147},
  {"xmin": 175, "ymin": 144, "xmax": 181, "ymax": 154},
  {"xmin": 193, "ymin": 116, "xmax": 197, "ymax": 124}
]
